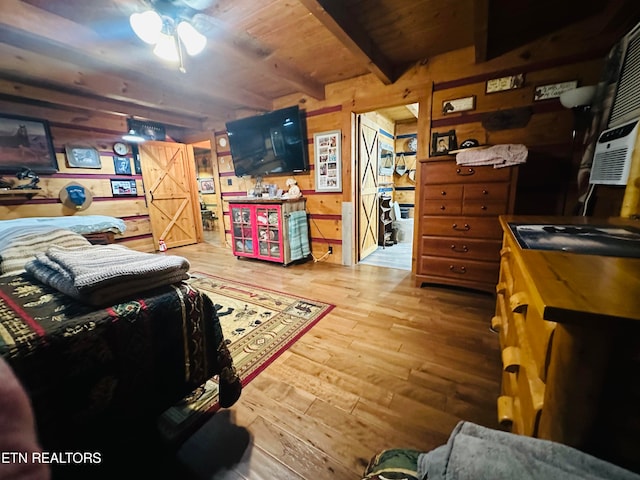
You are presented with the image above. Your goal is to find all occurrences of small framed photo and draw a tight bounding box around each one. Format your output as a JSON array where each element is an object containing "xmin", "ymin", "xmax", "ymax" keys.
[
  {"xmin": 110, "ymin": 179, "xmax": 137, "ymax": 197},
  {"xmin": 133, "ymin": 155, "xmax": 142, "ymax": 174},
  {"xmin": 486, "ymin": 74, "xmax": 525, "ymax": 94},
  {"xmin": 431, "ymin": 130, "xmax": 458, "ymax": 156},
  {"xmin": 113, "ymin": 156, "xmax": 132, "ymax": 175},
  {"xmin": 199, "ymin": 178, "xmax": 215, "ymax": 193},
  {"xmin": 533, "ymin": 80, "xmax": 578, "ymax": 101},
  {"xmin": 66, "ymin": 145, "xmax": 102, "ymax": 169},
  {"xmin": 442, "ymin": 95, "xmax": 476, "ymax": 114}
]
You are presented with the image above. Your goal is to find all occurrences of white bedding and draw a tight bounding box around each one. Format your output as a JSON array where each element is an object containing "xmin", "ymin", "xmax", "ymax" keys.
[{"xmin": 0, "ymin": 215, "xmax": 126, "ymax": 235}]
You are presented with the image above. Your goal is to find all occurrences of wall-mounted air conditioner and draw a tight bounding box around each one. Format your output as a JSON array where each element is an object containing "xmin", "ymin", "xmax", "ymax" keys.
[{"xmin": 590, "ymin": 118, "xmax": 638, "ymax": 185}]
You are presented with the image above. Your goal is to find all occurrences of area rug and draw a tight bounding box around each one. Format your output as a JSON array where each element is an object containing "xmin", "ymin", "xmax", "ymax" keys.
[{"xmin": 158, "ymin": 272, "xmax": 334, "ymax": 442}]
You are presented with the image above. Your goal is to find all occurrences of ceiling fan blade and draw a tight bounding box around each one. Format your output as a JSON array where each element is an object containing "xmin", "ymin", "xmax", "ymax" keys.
[{"xmin": 191, "ymin": 12, "xmax": 270, "ymax": 58}]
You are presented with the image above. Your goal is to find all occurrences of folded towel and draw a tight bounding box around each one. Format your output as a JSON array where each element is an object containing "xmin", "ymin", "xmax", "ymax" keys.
[
  {"xmin": 418, "ymin": 421, "xmax": 640, "ymax": 480},
  {"xmin": 456, "ymin": 144, "xmax": 528, "ymax": 168},
  {"xmin": 288, "ymin": 210, "xmax": 310, "ymax": 262},
  {"xmin": 25, "ymin": 244, "xmax": 190, "ymax": 306}
]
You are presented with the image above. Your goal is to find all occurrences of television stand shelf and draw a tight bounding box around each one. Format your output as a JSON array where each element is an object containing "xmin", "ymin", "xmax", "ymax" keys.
[{"xmin": 228, "ymin": 197, "xmax": 309, "ymax": 266}]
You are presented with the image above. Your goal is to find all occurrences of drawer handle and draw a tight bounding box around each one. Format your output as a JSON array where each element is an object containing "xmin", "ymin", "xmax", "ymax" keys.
[
  {"xmin": 509, "ymin": 292, "xmax": 529, "ymax": 313},
  {"xmin": 502, "ymin": 346, "xmax": 521, "ymax": 373},
  {"xmin": 456, "ymin": 167, "xmax": 475, "ymax": 176},
  {"xmin": 450, "ymin": 244, "xmax": 468, "ymax": 253},
  {"xmin": 490, "ymin": 315, "xmax": 502, "ymax": 333},
  {"xmin": 481, "ymin": 205, "xmax": 487, "ymax": 210},
  {"xmin": 440, "ymin": 205, "xmax": 446, "ymax": 210},
  {"xmin": 449, "ymin": 265, "xmax": 466, "ymax": 274},
  {"xmin": 440, "ymin": 190, "xmax": 446, "ymax": 196},
  {"xmin": 497, "ymin": 396, "xmax": 514, "ymax": 426},
  {"xmin": 452, "ymin": 223, "xmax": 470, "ymax": 231}
]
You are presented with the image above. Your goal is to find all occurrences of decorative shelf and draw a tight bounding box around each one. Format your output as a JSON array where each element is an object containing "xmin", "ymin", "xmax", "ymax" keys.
[{"xmin": 0, "ymin": 189, "xmax": 41, "ymax": 199}]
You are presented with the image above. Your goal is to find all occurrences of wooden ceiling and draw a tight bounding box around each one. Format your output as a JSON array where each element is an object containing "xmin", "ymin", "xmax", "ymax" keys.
[{"xmin": 1, "ymin": 0, "xmax": 639, "ymax": 137}]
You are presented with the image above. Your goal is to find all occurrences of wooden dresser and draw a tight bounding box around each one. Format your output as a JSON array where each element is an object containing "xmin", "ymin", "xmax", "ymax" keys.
[
  {"xmin": 415, "ymin": 157, "xmax": 517, "ymax": 292},
  {"xmin": 493, "ymin": 215, "xmax": 640, "ymax": 473}
]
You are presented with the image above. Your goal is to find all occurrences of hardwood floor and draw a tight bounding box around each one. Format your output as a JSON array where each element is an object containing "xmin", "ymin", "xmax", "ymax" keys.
[{"xmin": 170, "ymin": 242, "xmax": 502, "ymax": 479}]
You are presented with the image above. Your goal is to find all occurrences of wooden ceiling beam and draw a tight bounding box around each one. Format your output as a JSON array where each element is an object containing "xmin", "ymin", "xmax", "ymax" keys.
[
  {"xmin": 0, "ymin": 0, "xmax": 272, "ymax": 112},
  {"xmin": 298, "ymin": 0, "xmax": 397, "ymax": 85},
  {"xmin": 0, "ymin": 78, "xmax": 206, "ymax": 130},
  {"xmin": 474, "ymin": 0, "xmax": 489, "ymax": 63},
  {"xmin": 0, "ymin": 42, "xmax": 231, "ymax": 122},
  {"xmin": 112, "ymin": 1, "xmax": 325, "ymax": 100}
]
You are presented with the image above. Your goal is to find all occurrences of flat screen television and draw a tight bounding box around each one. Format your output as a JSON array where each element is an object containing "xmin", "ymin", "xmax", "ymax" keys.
[{"xmin": 226, "ymin": 105, "xmax": 309, "ymax": 177}]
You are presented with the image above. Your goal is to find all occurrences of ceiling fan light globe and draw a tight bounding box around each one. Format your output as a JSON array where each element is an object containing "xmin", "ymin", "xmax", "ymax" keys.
[
  {"xmin": 177, "ymin": 21, "xmax": 207, "ymax": 56},
  {"xmin": 130, "ymin": 10, "xmax": 162, "ymax": 45},
  {"xmin": 153, "ymin": 33, "xmax": 180, "ymax": 62}
]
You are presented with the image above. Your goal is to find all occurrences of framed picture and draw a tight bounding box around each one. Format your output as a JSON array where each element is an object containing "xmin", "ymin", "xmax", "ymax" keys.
[
  {"xmin": 66, "ymin": 145, "xmax": 102, "ymax": 169},
  {"xmin": 110, "ymin": 179, "xmax": 137, "ymax": 197},
  {"xmin": 431, "ymin": 130, "xmax": 458, "ymax": 156},
  {"xmin": 442, "ymin": 95, "xmax": 476, "ymax": 114},
  {"xmin": 0, "ymin": 114, "xmax": 57, "ymax": 174},
  {"xmin": 133, "ymin": 152, "xmax": 142, "ymax": 174},
  {"xmin": 113, "ymin": 156, "xmax": 132, "ymax": 175},
  {"xmin": 486, "ymin": 74, "xmax": 525, "ymax": 94},
  {"xmin": 314, "ymin": 130, "xmax": 342, "ymax": 193},
  {"xmin": 199, "ymin": 178, "xmax": 215, "ymax": 193},
  {"xmin": 533, "ymin": 80, "xmax": 578, "ymax": 101}
]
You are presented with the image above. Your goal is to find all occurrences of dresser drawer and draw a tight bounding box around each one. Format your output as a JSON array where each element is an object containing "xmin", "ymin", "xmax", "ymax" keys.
[
  {"xmin": 419, "ymin": 255, "xmax": 500, "ymax": 284},
  {"xmin": 421, "ymin": 236, "xmax": 501, "ymax": 261},
  {"xmin": 423, "ymin": 161, "xmax": 512, "ymax": 184},
  {"xmin": 422, "ymin": 199, "xmax": 462, "ymax": 215},
  {"xmin": 422, "ymin": 216, "xmax": 503, "ymax": 239},
  {"xmin": 462, "ymin": 201, "xmax": 509, "ymax": 216},
  {"xmin": 423, "ymin": 184, "xmax": 463, "ymax": 200},
  {"xmin": 464, "ymin": 183, "xmax": 510, "ymax": 201}
]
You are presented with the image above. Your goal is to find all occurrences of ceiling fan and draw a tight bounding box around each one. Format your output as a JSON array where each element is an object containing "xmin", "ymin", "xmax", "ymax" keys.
[{"xmin": 129, "ymin": 0, "xmax": 216, "ymax": 72}]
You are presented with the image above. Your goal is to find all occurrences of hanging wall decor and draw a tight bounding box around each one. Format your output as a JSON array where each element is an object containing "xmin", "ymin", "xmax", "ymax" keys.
[
  {"xmin": 66, "ymin": 145, "xmax": 102, "ymax": 169},
  {"xmin": 314, "ymin": 130, "xmax": 342, "ymax": 193},
  {"xmin": 486, "ymin": 74, "xmax": 525, "ymax": 93},
  {"xmin": 0, "ymin": 114, "xmax": 57, "ymax": 174}
]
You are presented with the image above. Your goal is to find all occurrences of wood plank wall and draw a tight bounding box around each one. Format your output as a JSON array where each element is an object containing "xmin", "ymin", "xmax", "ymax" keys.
[
  {"xmin": 1, "ymin": 24, "xmax": 618, "ymax": 265},
  {"xmin": 0, "ymin": 123, "xmax": 156, "ymax": 252},
  {"xmin": 214, "ymin": 106, "xmax": 346, "ymax": 262},
  {"xmin": 430, "ymin": 58, "xmax": 605, "ymax": 216},
  {"xmin": 394, "ymin": 122, "xmax": 418, "ymax": 217}
]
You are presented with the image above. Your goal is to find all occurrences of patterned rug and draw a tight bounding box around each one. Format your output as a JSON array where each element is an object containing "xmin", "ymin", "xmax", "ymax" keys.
[{"xmin": 158, "ymin": 272, "xmax": 334, "ymax": 442}]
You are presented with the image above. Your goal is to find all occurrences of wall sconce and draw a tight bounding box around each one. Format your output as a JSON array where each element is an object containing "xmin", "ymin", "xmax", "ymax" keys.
[{"xmin": 560, "ymin": 86, "xmax": 597, "ymax": 134}]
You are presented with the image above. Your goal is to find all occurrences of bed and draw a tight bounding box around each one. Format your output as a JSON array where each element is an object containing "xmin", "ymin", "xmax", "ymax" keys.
[{"xmin": 0, "ymin": 217, "xmax": 242, "ymax": 453}]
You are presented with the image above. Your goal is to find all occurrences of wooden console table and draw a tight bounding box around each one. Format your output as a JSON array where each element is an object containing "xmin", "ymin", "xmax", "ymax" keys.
[{"xmin": 493, "ymin": 215, "xmax": 640, "ymax": 473}]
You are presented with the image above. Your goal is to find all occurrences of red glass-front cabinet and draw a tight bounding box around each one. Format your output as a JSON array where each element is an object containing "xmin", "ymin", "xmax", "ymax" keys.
[{"xmin": 229, "ymin": 199, "xmax": 307, "ymax": 265}]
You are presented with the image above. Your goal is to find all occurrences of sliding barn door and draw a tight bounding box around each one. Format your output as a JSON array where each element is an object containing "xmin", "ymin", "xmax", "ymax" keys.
[
  {"xmin": 138, "ymin": 141, "xmax": 202, "ymax": 250},
  {"xmin": 358, "ymin": 115, "xmax": 380, "ymax": 261}
]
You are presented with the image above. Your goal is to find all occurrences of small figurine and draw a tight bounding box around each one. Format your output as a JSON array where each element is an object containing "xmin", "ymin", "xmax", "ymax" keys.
[{"xmin": 286, "ymin": 178, "xmax": 301, "ymax": 199}]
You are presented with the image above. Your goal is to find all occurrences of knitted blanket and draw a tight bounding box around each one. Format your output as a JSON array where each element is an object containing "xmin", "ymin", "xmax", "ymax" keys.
[
  {"xmin": 417, "ymin": 421, "xmax": 640, "ymax": 480},
  {"xmin": 288, "ymin": 210, "xmax": 310, "ymax": 262},
  {"xmin": 25, "ymin": 244, "xmax": 190, "ymax": 306},
  {"xmin": 0, "ymin": 227, "xmax": 91, "ymax": 276}
]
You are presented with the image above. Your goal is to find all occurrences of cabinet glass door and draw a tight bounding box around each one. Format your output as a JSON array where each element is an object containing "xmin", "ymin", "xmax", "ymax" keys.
[
  {"xmin": 256, "ymin": 206, "xmax": 281, "ymax": 259},
  {"xmin": 231, "ymin": 206, "xmax": 253, "ymax": 254}
]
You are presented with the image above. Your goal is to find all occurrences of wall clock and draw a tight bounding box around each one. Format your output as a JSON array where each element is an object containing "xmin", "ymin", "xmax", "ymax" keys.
[
  {"xmin": 406, "ymin": 137, "xmax": 417, "ymax": 152},
  {"xmin": 113, "ymin": 142, "xmax": 128, "ymax": 156}
]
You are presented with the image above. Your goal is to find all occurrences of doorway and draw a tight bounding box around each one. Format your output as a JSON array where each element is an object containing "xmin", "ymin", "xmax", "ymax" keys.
[
  {"xmin": 192, "ymin": 141, "xmax": 222, "ymax": 247},
  {"xmin": 356, "ymin": 104, "xmax": 418, "ymax": 271}
]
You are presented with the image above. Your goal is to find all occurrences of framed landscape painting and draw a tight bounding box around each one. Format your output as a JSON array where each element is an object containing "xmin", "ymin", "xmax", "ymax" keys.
[{"xmin": 0, "ymin": 114, "xmax": 58, "ymax": 174}]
